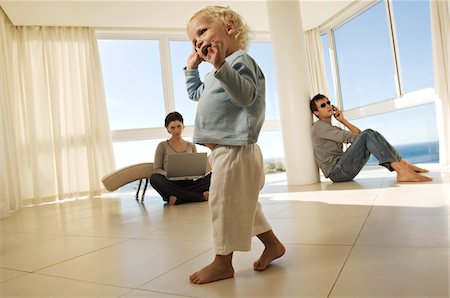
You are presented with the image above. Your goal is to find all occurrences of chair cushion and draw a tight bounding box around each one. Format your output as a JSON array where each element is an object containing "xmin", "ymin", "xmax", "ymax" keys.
[{"xmin": 101, "ymin": 163, "xmax": 154, "ymax": 191}]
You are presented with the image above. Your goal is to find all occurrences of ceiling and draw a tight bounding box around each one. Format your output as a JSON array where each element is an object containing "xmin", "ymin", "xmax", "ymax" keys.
[{"xmin": 0, "ymin": 1, "xmax": 353, "ymax": 32}]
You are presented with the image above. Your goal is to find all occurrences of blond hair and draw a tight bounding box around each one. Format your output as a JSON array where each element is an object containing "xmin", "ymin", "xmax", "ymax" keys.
[{"xmin": 189, "ymin": 6, "xmax": 251, "ymax": 50}]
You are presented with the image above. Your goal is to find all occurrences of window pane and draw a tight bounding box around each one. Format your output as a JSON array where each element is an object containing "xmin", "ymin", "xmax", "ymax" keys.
[
  {"xmin": 351, "ymin": 103, "xmax": 439, "ymax": 164},
  {"xmin": 334, "ymin": 1, "xmax": 396, "ymax": 109},
  {"xmin": 112, "ymin": 139, "xmax": 163, "ymax": 169},
  {"xmin": 113, "ymin": 137, "xmax": 211, "ymax": 169},
  {"xmin": 258, "ymin": 130, "xmax": 285, "ymax": 173},
  {"xmin": 248, "ymin": 42, "xmax": 280, "ymax": 120},
  {"xmin": 98, "ymin": 39, "xmax": 166, "ymax": 130},
  {"xmin": 170, "ymin": 41, "xmax": 213, "ymax": 126},
  {"xmin": 392, "ymin": 0, "xmax": 434, "ymax": 93},
  {"xmin": 321, "ymin": 33, "xmax": 335, "ymax": 102}
]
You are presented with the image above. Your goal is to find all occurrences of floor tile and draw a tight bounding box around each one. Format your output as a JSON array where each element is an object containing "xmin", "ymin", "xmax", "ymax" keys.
[
  {"xmin": 0, "ymin": 268, "xmax": 27, "ymax": 283},
  {"xmin": 137, "ymin": 219, "xmax": 213, "ymax": 242},
  {"xmin": 357, "ymin": 214, "xmax": 450, "ymax": 247},
  {"xmin": 270, "ymin": 200, "xmax": 372, "ymax": 219},
  {"xmin": 269, "ymin": 216, "xmax": 366, "ymax": 245},
  {"xmin": 121, "ymin": 289, "xmax": 193, "ymax": 297},
  {"xmin": 38, "ymin": 238, "xmax": 212, "ymax": 288},
  {"xmin": 1, "ymin": 235, "xmax": 123, "ymax": 271},
  {"xmin": 330, "ymin": 246, "xmax": 450, "ymax": 297},
  {"xmin": 0, "ymin": 273, "xmax": 129, "ymax": 297},
  {"xmin": 140, "ymin": 244, "xmax": 351, "ymax": 298}
]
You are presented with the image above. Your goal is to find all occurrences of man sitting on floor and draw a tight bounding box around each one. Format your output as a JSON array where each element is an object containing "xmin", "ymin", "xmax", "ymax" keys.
[{"xmin": 309, "ymin": 93, "xmax": 432, "ymax": 183}]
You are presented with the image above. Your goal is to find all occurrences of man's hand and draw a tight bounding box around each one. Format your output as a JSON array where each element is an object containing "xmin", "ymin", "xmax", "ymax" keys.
[
  {"xmin": 333, "ymin": 105, "xmax": 361, "ymax": 135},
  {"xmin": 333, "ymin": 106, "xmax": 344, "ymax": 122}
]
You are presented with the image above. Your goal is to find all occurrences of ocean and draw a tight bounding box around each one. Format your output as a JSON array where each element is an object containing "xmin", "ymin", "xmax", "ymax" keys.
[{"xmin": 366, "ymin": 141, "xmax": 439, "ymax": 165}]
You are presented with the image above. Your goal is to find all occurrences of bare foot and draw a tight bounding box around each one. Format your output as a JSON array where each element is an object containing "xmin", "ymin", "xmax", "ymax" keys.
[
  {"xmin": 203, "ymin": 191, "xmax": 209, "ymax": 201},
  {"xmin": 169, "ymin": 196, "xmax": 177, "ymax": 205},
  {"xmin": 189, "ymin": 255, "xmax": 234, "ymax": 284},
  {"xmin": 253, "ymin": 230, "xmax": 285, "ymax": 271},
  {"xmin": 397, "ymin": 171, "xmax": 432, "ymax": 182},
  {"xmin": 253, "ymin": 243, "xmax": 286, "ymax": 271},
  {"xmin": 400, "ymin": 160, "xmax": 429, "ymax": 173}
]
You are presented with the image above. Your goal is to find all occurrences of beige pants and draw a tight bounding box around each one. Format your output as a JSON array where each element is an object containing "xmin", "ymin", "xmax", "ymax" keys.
[{"xmin": 208, "ymin": 144, "xmax": 271, "ymax": 255}]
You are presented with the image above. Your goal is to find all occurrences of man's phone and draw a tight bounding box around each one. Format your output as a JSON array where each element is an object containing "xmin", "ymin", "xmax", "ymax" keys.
[{"xmin": 332, "ymin": 105, "xmax": 337, "ymax": 117}]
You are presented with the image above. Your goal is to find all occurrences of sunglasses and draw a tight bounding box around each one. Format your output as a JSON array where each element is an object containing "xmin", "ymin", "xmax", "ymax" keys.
[{"xmin": 320, "ymin": 101, "xmax": 332, "ymax": 108}]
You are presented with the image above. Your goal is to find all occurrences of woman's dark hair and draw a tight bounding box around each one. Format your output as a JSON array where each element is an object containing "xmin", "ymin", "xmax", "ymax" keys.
[
  {"xmin": 164, "ymin": 111, "xmax": 184, "ymax": 128},
  {"xmin": 310, "ymin": 93, "xmax": 327, "ymax": 113}
]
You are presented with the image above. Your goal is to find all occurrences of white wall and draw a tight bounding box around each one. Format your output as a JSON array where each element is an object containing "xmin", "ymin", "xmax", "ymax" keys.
[{"xmin": 0, "ymin": 0, "xmax": 353, "ymax": 32}]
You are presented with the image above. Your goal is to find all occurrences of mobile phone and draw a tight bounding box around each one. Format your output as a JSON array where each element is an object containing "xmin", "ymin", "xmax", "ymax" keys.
[{"xmin": 332, "ymin": 105, "xmax": 337, "ymax": 117}]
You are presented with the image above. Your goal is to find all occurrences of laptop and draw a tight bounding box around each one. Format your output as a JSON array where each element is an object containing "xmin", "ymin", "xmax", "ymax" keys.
[{"xmin": 166, "ymin": 152, "xmax": 208, "ymax": 181}]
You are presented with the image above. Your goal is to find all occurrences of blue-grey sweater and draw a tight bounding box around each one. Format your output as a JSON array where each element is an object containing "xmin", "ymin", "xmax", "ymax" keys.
[{"xmin": 185, "ymin": 50, "xmax": 265, "ymax": 146}]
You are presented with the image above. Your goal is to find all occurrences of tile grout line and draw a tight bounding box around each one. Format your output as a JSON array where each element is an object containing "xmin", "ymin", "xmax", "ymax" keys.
[{"xmin": 326, "ymin": 178, "xmax": 383, "ymax": 297}]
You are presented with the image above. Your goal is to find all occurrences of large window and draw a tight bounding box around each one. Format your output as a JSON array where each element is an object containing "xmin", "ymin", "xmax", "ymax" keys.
[
  {"xmin": 98, "ymin": 35, "xmax": 284, "ymax": 170},
  {"xmin": 334, "ymin": 1, "xmax": 396, "ymax": 109},
  {"xmin": 352, "ymin": 103, "xmax": 439, "ymax": 164},
  {"xmin": 321, "ymin": 0, "xmax": 438, "ymax": 164},
  {"xmin": 248, "ymin": 42, "xmax": 280, "ymax": 121},
  {"xmin": 97, "ymin": 39, "xmax": 165, "ymax": 130},
  {"xmin": 391, "ymin": 0, "xmax": 434, "ymax": 93}
]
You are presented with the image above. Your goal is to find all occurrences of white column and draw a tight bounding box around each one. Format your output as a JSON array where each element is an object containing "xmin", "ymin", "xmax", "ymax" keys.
[{"xmin": 266, "ymin": 0, "xmax": 319, "ymax": 185}]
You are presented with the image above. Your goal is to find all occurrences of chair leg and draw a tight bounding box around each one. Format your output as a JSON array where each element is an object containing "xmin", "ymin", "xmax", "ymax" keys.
[
  {"xmin": 136, "ymin": 179, "xmax": 143, "ymax": 200},
  {"xmin": 141, "ymin": 178, "xmax": 149, "ymax": 202}
]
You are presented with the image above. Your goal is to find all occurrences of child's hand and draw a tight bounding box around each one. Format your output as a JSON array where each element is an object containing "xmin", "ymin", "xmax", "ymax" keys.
[
  {"xmin": 209, "ymin": 40, "xmax": 226, "ymax": 70},
  {"xmin": 186, "ymin": 50, "xmax": 203, "ymax": 70},
  {"xmin": 197, "ymin": 40, "xmax": 226, "ymax": 71}
]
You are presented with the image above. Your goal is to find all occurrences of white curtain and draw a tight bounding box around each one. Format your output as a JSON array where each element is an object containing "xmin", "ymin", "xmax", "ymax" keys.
[
  {"xmin": 430, "ymin": 1, "xmax": 450, "ymax": 167},
  {"xmin": 305, "ymin": 27, "xmax": 329, "ymax": 96},
  {"xmin": 0, "ymin": 8, "xmax": 115, "ymax": 218}
]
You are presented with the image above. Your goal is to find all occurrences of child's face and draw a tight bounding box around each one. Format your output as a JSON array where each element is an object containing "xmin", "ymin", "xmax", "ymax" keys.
[{"xmin": 187, "ymin": 13, "xmax": 235, "ymax": 57}]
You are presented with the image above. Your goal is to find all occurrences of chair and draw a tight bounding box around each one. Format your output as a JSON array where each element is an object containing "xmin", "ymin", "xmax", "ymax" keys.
[{"xmin": 101, "ymin": 163, "xmax": 154, "ymax": 201}]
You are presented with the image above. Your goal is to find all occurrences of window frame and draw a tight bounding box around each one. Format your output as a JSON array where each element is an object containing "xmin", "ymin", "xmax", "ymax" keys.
[
  {"xmin": 319, "ymin": 0, "xmax": 437, "ymax": 122},
  {"xmin": 96, "ymin": 29, "xmax": 281, "ymax": 145}
]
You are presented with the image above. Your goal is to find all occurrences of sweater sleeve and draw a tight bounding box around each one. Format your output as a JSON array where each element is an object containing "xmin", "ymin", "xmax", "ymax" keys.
[
  {"xmin": 153, "ymin": 142, "xmax": 167, "ymax": 176},
  {"xmin": 185, "ymin": 68, "xmax": 204, "ymax": 102},
  {"xmin": 214, "ymin": 56, "xmax": 258, "ymax": 107}
]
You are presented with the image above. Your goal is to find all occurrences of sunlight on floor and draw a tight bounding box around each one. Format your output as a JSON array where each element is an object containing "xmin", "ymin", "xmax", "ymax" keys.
[{"xmin": 0, "ymin": 164, "xmax": 449, "ymax": 297}]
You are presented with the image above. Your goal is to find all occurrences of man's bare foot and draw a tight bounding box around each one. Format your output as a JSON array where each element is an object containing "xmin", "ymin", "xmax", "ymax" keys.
[
  {"xmin": 169, "ymin": 196, "xmax": 177, "ymax": 205},
  {"xmin": 203, "ymin": 191, "xmax": 209, "ymax": 201},
  {"xmin": 397, "ymin": 170, "xmax": 432, "ymax": 182},
  {"xmin": 253, "ymin": 242, "xmax": 286, "ymax": 271},
  {"xmin": 400, "ymin": 160, "xmax": 429, "ymax": 173},
  {"xmin": 189, "ymin": 254, "xmax": 234, "ymax": 284}
]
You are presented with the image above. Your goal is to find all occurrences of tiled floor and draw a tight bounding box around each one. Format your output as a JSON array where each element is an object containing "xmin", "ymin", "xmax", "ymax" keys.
[{"xmin": 1, "ymin": 164, "xmax": 449, "ymax": 297}]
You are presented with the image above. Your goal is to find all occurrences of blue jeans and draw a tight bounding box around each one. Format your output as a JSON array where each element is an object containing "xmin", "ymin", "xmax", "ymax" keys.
[{"xmin": 328, "ymin": 129, "xmax": 402, "ymax": 182}]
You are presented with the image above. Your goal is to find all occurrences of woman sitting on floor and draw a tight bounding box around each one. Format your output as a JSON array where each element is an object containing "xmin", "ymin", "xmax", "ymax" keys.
[{"xmin": 150, "ymin": 111, "xmax": 211, "ymax": 205}]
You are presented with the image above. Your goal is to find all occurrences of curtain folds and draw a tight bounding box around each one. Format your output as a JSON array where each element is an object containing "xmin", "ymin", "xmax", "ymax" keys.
[
  {"xmin": 0, "ymin": 8, "xmax": 21, "ymax": 218},
  {"xmin": 430, "ymin": 1, "xmax": 450, "ymax": 167},
  {"xmin": 0, "ymin": 8, "xmax": 115, "ymax": 218},
  {"xmin": 305, "ymin": 27, "xmax": 329, "ymax": 96}
]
